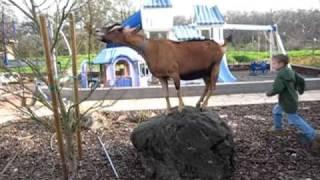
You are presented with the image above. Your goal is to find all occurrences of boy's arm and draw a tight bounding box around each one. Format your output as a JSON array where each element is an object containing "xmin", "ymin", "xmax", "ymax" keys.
[
  {"xmin": 295, "ymin": 72, "xmax": 305, "ymax": 95},
  {"xmin": 266, "ymin": 77, "xmax": 285, "ymax": 96}
]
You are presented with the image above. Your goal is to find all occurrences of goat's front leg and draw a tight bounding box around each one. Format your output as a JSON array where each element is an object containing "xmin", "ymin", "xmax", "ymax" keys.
[
  {"xmin": 172, "ymin": 74, "xmax": 184, "ymax": 112},
  {"xmin": 159, "ymin": 78, "xmax": 171, "ymax": 112}
]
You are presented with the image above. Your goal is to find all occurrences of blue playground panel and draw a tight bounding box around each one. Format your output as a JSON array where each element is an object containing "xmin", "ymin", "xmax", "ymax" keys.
[
  {"xmin": 106, "ymin": 11, "xmax": 142, "ymax": 49},
  {"xmin": 115, "ymin": 77, "xmax": 133, "ymax": 87},
  {"xmin": 250, "ymin": 61, "xmax": 270, "ymax": 75},
  {"xmin": 218, "ymin": 55, "xmax": 237, "ymax": 82},
  {"xmin": 122, "ymin": 11, "xmax": 142, "ymax": 29},
  {"xmin": 105, "ymin": 7, "xmax": 237, "ymax": 83}
]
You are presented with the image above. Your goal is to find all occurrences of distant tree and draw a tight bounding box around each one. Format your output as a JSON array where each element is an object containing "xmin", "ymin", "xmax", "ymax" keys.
[
  {"xmin": 0, "ymin": 1, "xmax": 16, "ymax": 53},
  {"xmin": 173, "ymin": 16, "xmax": 192, "ymax": 25},
  {"xmin": 225, "ymin": 10, "xmax": 320, "ymax": 50},
  {"xmin": 75, "ymin": 0, "xmax": 134, "ymax": 56}
]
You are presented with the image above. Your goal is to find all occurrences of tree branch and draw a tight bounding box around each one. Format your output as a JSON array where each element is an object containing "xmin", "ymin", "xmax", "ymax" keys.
[{"xmin": 7, "ymin": 0, "xmax": 40, "ymax": 30}]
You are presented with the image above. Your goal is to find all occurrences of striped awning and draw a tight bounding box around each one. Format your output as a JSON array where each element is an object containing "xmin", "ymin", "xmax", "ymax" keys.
[
  {"xmin": 194, "ymin": 5, "xmax": 224, "ymax": 25},
  {"xmin": 143, "ymin": 0, "xmax": 172, "ymax": 8},
  {"xmin": 173, "ymin": 25, "xmax": 204, "ymax": 41}
]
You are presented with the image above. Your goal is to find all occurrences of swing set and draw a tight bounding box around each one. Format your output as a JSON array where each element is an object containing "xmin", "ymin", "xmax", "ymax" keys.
[{"xmin": 223, "ymin": 23, "xmax": 287, "ymax": 75}]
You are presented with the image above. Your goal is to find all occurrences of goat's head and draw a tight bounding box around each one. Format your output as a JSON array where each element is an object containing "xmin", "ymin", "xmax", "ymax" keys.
[{"xmin": 96, "ymin": 23, "xmax": 140, "ymax": 44}]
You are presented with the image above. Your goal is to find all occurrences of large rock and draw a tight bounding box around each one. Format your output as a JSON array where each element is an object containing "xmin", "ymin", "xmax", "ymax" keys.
[{"xmin": 130, "ymin": 106, "xmax": 234, "ymax": 180}]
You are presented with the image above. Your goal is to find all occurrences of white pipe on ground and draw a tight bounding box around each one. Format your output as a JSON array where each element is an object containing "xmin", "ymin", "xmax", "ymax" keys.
[
  {"xmin": 97, "ymin": 136, "xmax": 120, "ymax": 179},
  {"xmin": 59, "ymin": 30, "xmax": 72, "ymax": 56}
]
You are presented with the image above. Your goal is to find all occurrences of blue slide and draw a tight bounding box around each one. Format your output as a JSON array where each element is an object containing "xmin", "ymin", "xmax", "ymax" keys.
[
  {"xmin": 218, "ymin": 55, "xmax": 237, "ymax": 82},
  {"xmin": 119, "ymin": 11, "xmax": 237, "ymax": 82}
]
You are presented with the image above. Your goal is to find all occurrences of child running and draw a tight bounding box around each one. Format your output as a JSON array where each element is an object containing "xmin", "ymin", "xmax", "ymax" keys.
[{"xmin": 266, "ymin": 54, "xmax": 319, "ymax": 152}]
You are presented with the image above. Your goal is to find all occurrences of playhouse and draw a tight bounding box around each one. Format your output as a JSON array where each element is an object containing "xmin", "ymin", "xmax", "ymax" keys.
[
  {"xmin": 93, "ymin": 47, "xmax": 148, "ymax": 87},
  {"xmin": 88, "ymin": 0, "xmax": 286, "ymax": 88}
]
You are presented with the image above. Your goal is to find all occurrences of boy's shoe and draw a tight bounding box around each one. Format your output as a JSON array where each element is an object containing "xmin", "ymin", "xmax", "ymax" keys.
[
  {"xmin": 311, "ymin": 130, "xmax": 320, "ymax": 154},
  {"xmin": 268, "ymin": 126, "xmax": 286, "ymax": 135}
]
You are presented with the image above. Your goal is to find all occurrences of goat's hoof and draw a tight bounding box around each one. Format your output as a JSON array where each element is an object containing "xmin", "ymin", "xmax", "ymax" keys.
[
  {"xmin": 200, "ymin": 104, "xmax": 208, "ymax": 112},
  {"xmin": 196, "ymin": 103, "xmax": 201, "ymax": 109},
  {"xmin": 178, "ymin": 106, "xmax": 184, "ymax": 112},
  {"xmin": 165, "ymin": 108, "xmax": 174, "ymax": 115}
]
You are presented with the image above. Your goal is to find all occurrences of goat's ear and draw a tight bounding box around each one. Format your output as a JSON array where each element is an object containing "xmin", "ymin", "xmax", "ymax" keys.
[{"xmin": 123, "ymin": 27, "xmax": 139, "ymax": 34}]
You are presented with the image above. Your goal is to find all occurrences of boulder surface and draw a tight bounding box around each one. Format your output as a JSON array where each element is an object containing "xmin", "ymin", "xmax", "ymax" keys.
[{"xmin": 131, "ymin": 106, "xmax": 234, "ymax": 180}]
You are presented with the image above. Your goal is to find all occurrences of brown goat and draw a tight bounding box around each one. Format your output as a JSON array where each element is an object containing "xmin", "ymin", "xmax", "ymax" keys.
[{"xmin": 96, "ymin": 24, "xmax": 229, "ymax": 112}]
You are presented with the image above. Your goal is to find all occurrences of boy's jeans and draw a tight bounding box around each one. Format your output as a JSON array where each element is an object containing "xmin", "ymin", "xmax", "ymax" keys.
[{"xmin": 272, "ymin": 104, "xmax": 316, "ymax": 142}]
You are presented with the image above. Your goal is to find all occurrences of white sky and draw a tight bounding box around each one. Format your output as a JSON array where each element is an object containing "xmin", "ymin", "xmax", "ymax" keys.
[
  {"xmin": 8, "ymin": 0, "xmax": 320, "ymax": 21},
  {"xmin": 135, "ymin": 0, "xmax": 320, "ymax": 16}
]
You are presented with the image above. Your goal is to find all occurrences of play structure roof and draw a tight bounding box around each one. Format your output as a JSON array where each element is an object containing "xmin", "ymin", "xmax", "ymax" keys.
[
  {"xmin": 194, "ymin": 5, "xmax": 224, "ymax": 25},
  {"xmin": 143, "ymin": 0, "xmax": 172, "ymax": 8},
  {"xmin": 122, "ymin": 11, "xmax": 142, "ymax": 29},
  {"xmin": 173, "ymin": 25, "xmax": 205, "ymax": 41},
  {"xmin": 93, "ymin": 47, "xmax": 144, "ymax": 64}
]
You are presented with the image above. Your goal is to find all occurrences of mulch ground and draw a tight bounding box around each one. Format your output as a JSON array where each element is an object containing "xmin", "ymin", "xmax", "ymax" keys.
[{"xmin": 0, "ymin": 101, "xmax": 319, "ymax": 180}]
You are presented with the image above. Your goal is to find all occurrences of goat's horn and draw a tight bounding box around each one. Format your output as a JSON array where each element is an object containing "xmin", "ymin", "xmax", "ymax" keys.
[{"xmin": 110, "ymin": 25, "xmax": 122, "ymax": 32}]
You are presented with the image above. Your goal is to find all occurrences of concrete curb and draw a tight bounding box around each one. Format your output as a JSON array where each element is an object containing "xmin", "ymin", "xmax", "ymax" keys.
[{"xmin": 48, "ymin": 78, "xmax": 320, "ymax": 101}]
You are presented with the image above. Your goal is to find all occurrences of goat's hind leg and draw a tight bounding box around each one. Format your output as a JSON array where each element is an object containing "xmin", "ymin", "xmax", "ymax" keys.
[
  {"xmin": 202, "ymin": 64, "xmax": 220, "ymax": 109},
  {"xmin": 196, "ymin": 77, "xmax": 210, "ymax": 108},
  {"xmin": 159, "ymin": 78, "xmax": 172, "ymax": 112}
]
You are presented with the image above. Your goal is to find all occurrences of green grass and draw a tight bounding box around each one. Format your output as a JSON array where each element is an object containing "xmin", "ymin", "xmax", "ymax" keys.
[
  {"xmin": 2, "ymin": 49, "xmax": 320, "ymax": 74},
  {"xmin": 1, "ymin": 54, "xmax": 97, "ymax": 74},
  {"xmin": 227, "ymin": 49, "xmax": 320, "ymax": 67},
  {"xmin": 227, "ymin": 51, "xmax": 269, "ymax": 64},
  {"xmin": 57, "ymin": 54, "xmax": 96, "ymax": 72}
]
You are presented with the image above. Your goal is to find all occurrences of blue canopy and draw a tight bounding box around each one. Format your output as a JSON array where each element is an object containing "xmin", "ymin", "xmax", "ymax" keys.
[
  {"xmin": 106, "ymin": 11, "xmax": 143, "ymax": 49},
  {"xmin": 122, "ymin": 10, "xmax": 142, "ymax": 29}
]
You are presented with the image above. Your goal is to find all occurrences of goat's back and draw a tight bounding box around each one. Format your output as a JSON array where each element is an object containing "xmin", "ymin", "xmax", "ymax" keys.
[{"xmin": 162, "ymin": 40, "xmax": 224, "ymax": 79}]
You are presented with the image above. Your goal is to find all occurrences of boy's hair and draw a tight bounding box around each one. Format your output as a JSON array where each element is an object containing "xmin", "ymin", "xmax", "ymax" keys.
[{"xmin": 272, "ymin": 54, "xmax": 289, "ymax": 65}]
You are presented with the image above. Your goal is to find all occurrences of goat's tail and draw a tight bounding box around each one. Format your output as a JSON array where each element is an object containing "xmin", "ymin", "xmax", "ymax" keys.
[{"xmin": 221, "ymin": 34, "xmax": 233, "ymax": 53}]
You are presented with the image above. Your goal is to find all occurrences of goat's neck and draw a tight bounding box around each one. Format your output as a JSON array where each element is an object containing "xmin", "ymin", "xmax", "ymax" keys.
[
  {"xmin": 124, "ymin": 36, "xmax": 155, "ymax": 67},
  {"xmin": 125, "ymin": 36, "xmax": 148, "ymax": 53}
]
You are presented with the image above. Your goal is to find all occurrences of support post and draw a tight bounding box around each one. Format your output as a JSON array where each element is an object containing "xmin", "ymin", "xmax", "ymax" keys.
[
  {"xmin": 39, "ymin": 15, "xmax": 68, "ymax": 180},
  {"xmin": 1, "ymin": 7, "xmax": 8, "ymax": 66},
  {"xmin": 275, "ymin": 32, "xmax": 287, "ymax": 55},
  {"xmin": 269, "ymin": 32, "xmax": 274, "ymax": 71},
  {"xmin": 69, "ymin": 14, "xmax": 82, "ymax": 159}
]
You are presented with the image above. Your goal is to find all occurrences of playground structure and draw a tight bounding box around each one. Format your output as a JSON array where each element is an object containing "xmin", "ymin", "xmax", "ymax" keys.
[
  {"xmin": 86, "ymin": 46, "xmax": 149, "ymax": 88},
  {"xmin": 2, "ymin": 0, "xmax": 305, "ymax": 105},
  {"xmin": 84, "ymin": 0, "xmax": 288, "ymax": 88},
  {"xmin": 88, "ymin": 1, "xmax": 236, "ymax": 88},
  {"xmin": 249, "ymin": 61, "xmax": 270, "ymax": 75},
  {"xmin": 1, "ymin": 7, "xmax": 17, "ymax": 67},
  {"xmin": 1, "ymin": 0, "xmax": 290, "ymax": 90},
  {"xmin": 223, "ymin": 24, "xmax": 287, "ymax": 68}
]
